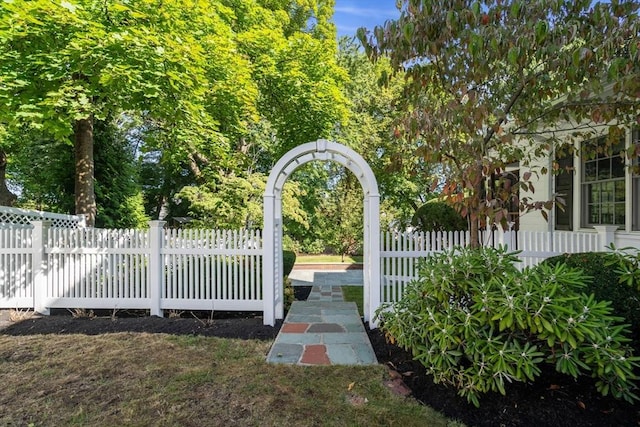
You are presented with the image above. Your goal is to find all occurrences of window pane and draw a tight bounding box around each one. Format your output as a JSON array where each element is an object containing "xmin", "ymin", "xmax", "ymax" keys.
[
  {"xmin": 615, "ymin": 203, "xmax": 625, "ymax": 225},
  {"xmin": 581, "ymin": 135, "xmax": 626, "ymax": 228},
  {"xmin": 589, "ymin": 204, "xmax": 600, "ymax": 223},
  {"xmin": 587, "ymin": 183, "xmax": 599, "ymax": 203},
  {"xmin": 597, "ymin": 158, "xmax": 610, "ymax": 180},
  {"xmin": 612, "ymin": 156, "xmax": 625, "ymax": 178},
  {"xmin": 615, "ymin": 180, "xmax": 625, "ymax": 202},
  {"xmin": 584, "ymin": 161, "xmax": 597, "ymax": 182},
  {"xmin": 634, "ymin": 176, "xmax": 640, "ymax": 231},
  {"xmin": 601, "ymin": 203, "xmax": 613, "ymax": 224},
  {"xmin": 602, "ymin": 181, "xmax": 614, "ymax": 202}
]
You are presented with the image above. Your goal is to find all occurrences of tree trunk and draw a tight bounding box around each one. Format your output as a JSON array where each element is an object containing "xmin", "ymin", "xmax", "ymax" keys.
[
  {"xmin": 0, "ymin": 150, "xmax": 17, "ymax": 206},
  {"xmin": 469, "ymin": 167, "xmax": 484, "ymax": 249},
  {"xmin": 74, "ymin": 117, "xmax": 96, "ymax": 227},
  {"xmin": 469, "ymin": 214, "xmax": 480, "ymax": 248}
]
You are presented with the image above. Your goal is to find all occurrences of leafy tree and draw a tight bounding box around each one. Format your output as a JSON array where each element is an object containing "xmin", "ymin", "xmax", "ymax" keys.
[
  {"xmin": 0, "ymin": 124, "xmax": 17, "ymax": 206},
  {"xmin": 324, "ymin": 173, "xmax": 364, "ymax": 260},
  {"xmin": 230, "ymin": 0, "xmax": 349, "ymax": 161},
  {"xmin": 176, "ymin": 173, "xmax": 308, "ymax": 231},
  {"xmin": 8, "ymin": 118, "xmax": 148, "ymax": 228},
  {"xmin": 0, "ymin": 0, "xmax": 237, "ymax": 225},
  {"xmin": 335, "ymin": 37, "xmax": 435, "ymax": 229},
  {"xmin": 359, "ymin": 0, "xmax": 640, "ymax": 247},
  {"xmin": 133, "ymin": 1, "xmax": 349, "ymax": 228}
]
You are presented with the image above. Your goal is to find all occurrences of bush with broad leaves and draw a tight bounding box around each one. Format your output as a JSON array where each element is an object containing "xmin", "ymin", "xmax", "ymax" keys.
[{"xmin": 376, "ymin": 246, "xmax": 639, "ymax": 407}]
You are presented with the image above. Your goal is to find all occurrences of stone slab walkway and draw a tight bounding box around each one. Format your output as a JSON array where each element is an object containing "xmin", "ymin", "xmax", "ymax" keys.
[{"xmin": 266, "ymin": 284, "xmax": 377, "ymax": 366}]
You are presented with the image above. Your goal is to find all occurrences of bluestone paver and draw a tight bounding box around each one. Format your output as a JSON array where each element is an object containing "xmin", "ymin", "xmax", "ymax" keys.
[{"xmin": 266, "ymin": 273, "xmax": 377, "ymax": 366}]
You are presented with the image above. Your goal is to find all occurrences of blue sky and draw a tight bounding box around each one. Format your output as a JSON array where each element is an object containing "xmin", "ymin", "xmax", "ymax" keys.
[{"xmin": 333, "ymin": 0, "xmax": 401, "ymax": 38}]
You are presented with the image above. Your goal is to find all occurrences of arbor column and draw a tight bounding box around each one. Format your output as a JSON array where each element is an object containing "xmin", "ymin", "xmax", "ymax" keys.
[{"xmin": 74, "ymin": 116, "xmax": 96, "ymax": 227}]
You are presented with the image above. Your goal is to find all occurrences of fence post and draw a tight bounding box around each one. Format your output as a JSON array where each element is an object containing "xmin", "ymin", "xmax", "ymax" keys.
[
  {"xmin": 149, "ymin": 220, "xmax": 166, "ymax": 317},
  {"xmin": 32, "ymin": 220, "xmax": 51, "ymax": 315},
  {"xmin": 593, "ymin": 225, "xmax": 617, "ymax": 251},
  {"xmin": 262, "ymin": 193, "xmax": 276, "ymax": 326}
]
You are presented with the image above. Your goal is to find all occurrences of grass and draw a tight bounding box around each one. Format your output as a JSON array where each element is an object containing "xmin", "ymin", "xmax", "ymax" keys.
[
  {"xmin": 0, "ymin": 332, "xmax": 461, "ymax": 426},
  {"xmin": 296, "ymin": 254, "xmax": 363, "ymax": 264},
  {"xmin": 342, "ymin": 286, "xmax": 364, "ymax": 316}
]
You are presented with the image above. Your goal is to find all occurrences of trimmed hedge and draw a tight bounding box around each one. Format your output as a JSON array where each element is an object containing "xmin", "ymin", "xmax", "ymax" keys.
[
  {"xmin": 283, "ymin": 250, "xmax": 296, "ymax": 278},
  {"xmin": 411, "ymin": 201, "xmax": 467, "ymax": 232},
  {"xmin": 542, "ymin": 252, "xmax": 640, "ymax": 340}
]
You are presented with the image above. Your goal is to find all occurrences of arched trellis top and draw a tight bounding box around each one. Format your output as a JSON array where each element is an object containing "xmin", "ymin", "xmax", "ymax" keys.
[
  {"xmin": 264, "ymin": 139, "xmax": 379, "ymax": 198},
  {"xmin": 263, "ymin": 139, "xmax": 381, "ymax": 327}
]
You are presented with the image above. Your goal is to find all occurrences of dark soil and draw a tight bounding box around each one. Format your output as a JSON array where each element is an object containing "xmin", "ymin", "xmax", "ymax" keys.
[
  {"xmin": 2, "ymin": 284, "xmax": 638, "ymax": 427},
  {"xmin": 366, "ymin": 327, "xmax": 640, "ymax": 427}
]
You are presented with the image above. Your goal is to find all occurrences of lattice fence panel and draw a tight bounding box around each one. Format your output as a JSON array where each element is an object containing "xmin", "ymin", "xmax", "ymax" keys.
[{"xmin": 0, "ymin": 206, "xmax": 85, "ymax": 228}]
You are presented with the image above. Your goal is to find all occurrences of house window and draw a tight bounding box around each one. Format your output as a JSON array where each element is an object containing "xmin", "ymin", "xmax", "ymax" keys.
[
  {"xmin": 555, "ymin": 155, "xmax": 573, "ymax": 230},
  {"xmin": 581, "ymin": 136, "xmax": 626, "ymax": 228}
]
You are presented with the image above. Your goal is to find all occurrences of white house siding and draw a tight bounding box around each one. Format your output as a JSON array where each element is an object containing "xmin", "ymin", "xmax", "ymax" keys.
[{"xmin": 516, "ymin": 154, "xmax": 553, "ymax": 232}]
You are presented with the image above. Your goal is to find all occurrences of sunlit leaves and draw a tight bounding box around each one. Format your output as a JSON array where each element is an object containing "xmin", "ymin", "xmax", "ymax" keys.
[{"xmin": 359, "ymin": 0, "xmax": 640, "ymax": 246}]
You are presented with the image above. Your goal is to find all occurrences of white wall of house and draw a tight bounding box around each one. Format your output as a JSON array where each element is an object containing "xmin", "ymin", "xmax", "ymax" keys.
[{"xmin": 517, "ymin": 153, "xmax": 553, "ymax": 232}]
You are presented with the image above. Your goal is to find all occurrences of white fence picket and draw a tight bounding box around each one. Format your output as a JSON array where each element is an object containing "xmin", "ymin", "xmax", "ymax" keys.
[
  {"xmin": 380, "ymin": 229, "xmax": 605, "ymax": 304},
  {"xmin": 0, "ymin": 227, "xmax": 33, "ymax": 307},
  {"xmin": 0, "ymin": 220, "xmax": 625, "ymax": 316},
  {"xmin": 160, "ymin": 227, "xmax": 262, "ymax": 312}
]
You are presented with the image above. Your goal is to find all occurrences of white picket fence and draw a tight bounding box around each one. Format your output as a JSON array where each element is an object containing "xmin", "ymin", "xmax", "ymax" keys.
[
  {"xmin": 1, "ymin": 221, "xmax": 262, "ymax": 313},
  {"xmin": 379, "ymin": 227, "xmax": 609, "ymax": 303},
  {"xmin": 0, "ymin": 218, "xmax": 621, "ymax": 316}
]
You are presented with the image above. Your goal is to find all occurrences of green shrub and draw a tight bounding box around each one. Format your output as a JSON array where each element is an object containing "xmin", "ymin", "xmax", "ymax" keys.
[
  {"xmin": 543, "ymin": 251, "xmax": 640, "ymax": 341},
  {"xmin": 283, "ymin": 276, "xmax": 295, "ymax": 312},
  {"xmin": 283, "ymin": 250, "xmax": 297, "ymax": 278},
  {"xmin": 301, "ymin": 238, "xmax": 325, "ymax": 254},
  {"xmin": 376, "ymin": 246, "xmax": 639, "ymax": 407},
  {"xmin": 411, "ymin": 201, "xmax": 468, "ymax": 232}
]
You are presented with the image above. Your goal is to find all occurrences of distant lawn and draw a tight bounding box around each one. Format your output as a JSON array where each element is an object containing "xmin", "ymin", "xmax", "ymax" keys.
[
  {"xmin": 296, "ymin": 254, "xmax": 363, "ymax": 264},
  {"xmin": 342, "ymin": 286, "xmax": 364, "ymax": 316}
]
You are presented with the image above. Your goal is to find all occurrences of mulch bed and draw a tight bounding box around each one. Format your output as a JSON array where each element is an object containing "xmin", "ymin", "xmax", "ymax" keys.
[
  {"xmin": 1, "ymin": 285, "xmax": 638, "ymax": 426},
  {"xmin": 366, "ymin": 326, "xmax": 640, "ymax": 427}
]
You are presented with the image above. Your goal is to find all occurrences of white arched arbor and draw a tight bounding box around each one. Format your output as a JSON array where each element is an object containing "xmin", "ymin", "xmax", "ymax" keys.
[{"xmin": 263, "ymin": 140, "xmax": 381, "ymax": 326}]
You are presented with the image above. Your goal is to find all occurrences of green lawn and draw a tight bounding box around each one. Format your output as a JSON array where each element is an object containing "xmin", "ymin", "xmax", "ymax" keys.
[
  {"xmin": 296, "ymin": 254, "xmax": 363, "ymax": 264},
  {"xmin": 342, "ymin": 285, "xmax": 364, "ymax": 316},
  {"xmin": 0, "ymin": 332, "xmax": 462, "ymax": 426}
]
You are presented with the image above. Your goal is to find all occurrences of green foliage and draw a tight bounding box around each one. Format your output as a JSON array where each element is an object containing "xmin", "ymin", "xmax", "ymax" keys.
[
  {"xmin": 334, "ymin": 37, "xmax": 434, "ymax": 230},
  {"xmin": 176, "ymin": 174, "xmax": 307, "ymax": 231},
  {"xmin": 282, "ymin": 250, "xmax": 296, "ymax": 278},
  {"xmin": 543, "ymin": 251, "xmax": 640, "ymax": 341},
  {"xmin": 92, "ymin": 119, "xmax": 149, "ymax": 228},
  {"xmin": 606, "ymin": 244, "xmax": 640, "ymax": 292},
  {"xmin": 301, "ymin": 238, "xmax": 325, "ymax": 255},
  {"xmin": 10, "ymin": 118, "xmax": 147, "ymax": 227},
  {"xmin": 283, "ymin": 276, "xmax": 295, "ymax": 313},
  {"xmin": 411, "ymin": 201, "xmax": 468, "ymax": 232},
  {"xmin": 281, "ymin": 229, "xmax": 301, "ymax": 311},
  {"xmin": 377, "ymin": 246, "xmax": 640, "ymax": 407},
  {"xmin": 360, "ymin": 1, "xmax": 640, "ymax": 246},
  {"xmin": 0, "ymin": 0, "xmax": 346, "ymax": 228}
]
